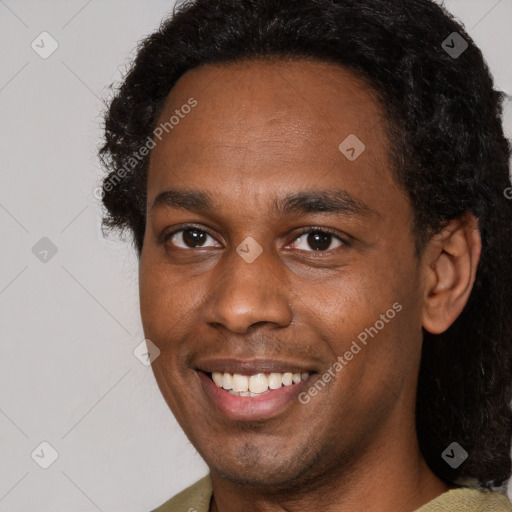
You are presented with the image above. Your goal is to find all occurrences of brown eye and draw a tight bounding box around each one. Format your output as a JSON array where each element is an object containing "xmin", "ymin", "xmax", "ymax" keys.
[
  {"xmin": 167, "ymin": 228, "xmax": 220, "ymax": 249},
  {"xmin": 289, "ymin": 230, "xmax": 345, "ymax": 252}
]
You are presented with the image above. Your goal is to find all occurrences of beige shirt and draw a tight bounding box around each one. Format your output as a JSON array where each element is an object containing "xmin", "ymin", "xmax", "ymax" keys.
[{"xmin": 152, "ymin": 475, "xmax": 512, "ymax": 511}]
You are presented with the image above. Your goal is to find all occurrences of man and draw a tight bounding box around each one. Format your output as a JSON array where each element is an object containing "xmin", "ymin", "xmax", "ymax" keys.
[{"xmin": 99, "ymin": 0, "xmax": 512, "ymax": 510}]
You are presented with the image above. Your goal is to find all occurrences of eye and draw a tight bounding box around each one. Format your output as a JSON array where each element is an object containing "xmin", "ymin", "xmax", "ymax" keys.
[
  {"xmin": 287, "ymin": 229, "xmax": 346, "ymax": 252},
  {"xmin": 165, "ymin": 226, "xmax": 221, "ymax": 249}
]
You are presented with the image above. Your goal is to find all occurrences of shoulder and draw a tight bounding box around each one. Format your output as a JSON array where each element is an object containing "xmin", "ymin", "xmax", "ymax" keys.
[
  {"xmin": 415, "ymin": 486, "xmax": 512, "ymax": 511},
  {"xmin": 151, "ymin": 475, "xmax": 213, "ymax": 512}
]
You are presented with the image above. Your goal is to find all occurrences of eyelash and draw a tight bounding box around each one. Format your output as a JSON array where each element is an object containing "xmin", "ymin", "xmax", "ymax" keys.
[
  {"xmin": 290, "ymin": 227, "xmax": 351, "ymax": 249},
  {"xmin": 162, "ymin": 224, "xmax": 350, "ymax": 251}
]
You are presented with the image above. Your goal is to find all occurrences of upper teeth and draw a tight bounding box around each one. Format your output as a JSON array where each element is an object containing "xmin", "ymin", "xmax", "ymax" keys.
[{"xmin": 211, "ymin": 371, "xmax": 309, "ymax": 397}]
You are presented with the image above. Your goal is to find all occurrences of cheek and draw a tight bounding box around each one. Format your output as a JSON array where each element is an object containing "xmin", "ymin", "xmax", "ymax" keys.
[
  {"xmin": 140, "ymin": 248, "xmax": 188, "ymax": 314},
  {"xmin": 139, "ymin": 259, "xmax": 166, "ymax": 335},
  {"xmin": 303, "ymin": 267, "xmax": 399, "ymax": 339},
  {"xmin": 305, "ymin": 263, "xmax": 419, "ymax": 386},
  {"xmin": 139, "ymin": 252, "xmax": 215, "ymax": 374},
  {"xmin": 139, "ymin": 254, "xmax": 187, "ymax": 341}
]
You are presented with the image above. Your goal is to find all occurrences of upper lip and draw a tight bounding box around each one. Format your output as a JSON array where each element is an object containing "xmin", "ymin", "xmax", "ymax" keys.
[{"xmin": 194, "ymin": 358, "xmax": 318, "ymax": 375}]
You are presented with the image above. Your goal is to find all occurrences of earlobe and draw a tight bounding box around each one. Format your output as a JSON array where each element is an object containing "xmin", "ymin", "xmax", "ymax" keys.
[{"xmin": 421, "ymin": 213, "xmax": 481, "ymax": 335}]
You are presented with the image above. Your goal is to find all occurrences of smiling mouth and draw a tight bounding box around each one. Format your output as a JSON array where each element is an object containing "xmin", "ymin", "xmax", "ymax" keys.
[{"xmin": 207, "ymin": 371, "xmax": 310, "ymax": 397}]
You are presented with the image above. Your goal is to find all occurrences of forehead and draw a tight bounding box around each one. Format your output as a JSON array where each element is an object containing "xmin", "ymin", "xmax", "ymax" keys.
[{"xmin": 147, "ymin": 58, "xmax": 400, "ymax": 212}]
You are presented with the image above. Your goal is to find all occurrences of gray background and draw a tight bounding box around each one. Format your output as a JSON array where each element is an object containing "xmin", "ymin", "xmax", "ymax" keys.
[{"xmin": 0, "ymin": 1, "xmax": 511, "ymax": 510}]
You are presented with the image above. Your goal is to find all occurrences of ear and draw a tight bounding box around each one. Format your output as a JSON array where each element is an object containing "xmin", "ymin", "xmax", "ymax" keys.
[{"xmin": 421, "ymin": 213, "xmax": 482, "ymax": 335}]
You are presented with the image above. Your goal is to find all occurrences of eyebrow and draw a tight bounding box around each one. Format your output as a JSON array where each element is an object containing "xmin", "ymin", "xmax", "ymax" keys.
[{"xmin": 150, "ymin": 188, "xmax": 373, "ymax": 218}]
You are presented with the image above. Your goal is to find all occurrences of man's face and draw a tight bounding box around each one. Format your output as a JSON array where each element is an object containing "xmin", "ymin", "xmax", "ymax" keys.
[{"xmin": 140, "ymin": 59, "xmax": 426, "ymax": 488}]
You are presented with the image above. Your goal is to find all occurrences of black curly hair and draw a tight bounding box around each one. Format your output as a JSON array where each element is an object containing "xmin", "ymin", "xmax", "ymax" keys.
[{"xmin": 99, "ymin": 0, "xmax": 512, "ymax": 490}]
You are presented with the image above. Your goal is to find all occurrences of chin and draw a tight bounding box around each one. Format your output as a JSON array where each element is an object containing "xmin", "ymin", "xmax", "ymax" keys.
[{"xmin": 205, "ymin": 441, "xmax": 327, "ymax": 491}]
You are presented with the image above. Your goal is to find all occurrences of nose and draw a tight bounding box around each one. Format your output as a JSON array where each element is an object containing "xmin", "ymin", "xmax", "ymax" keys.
[{"xmin": 201, "ymin": 241, "xmax": 293, "ymax": 334}]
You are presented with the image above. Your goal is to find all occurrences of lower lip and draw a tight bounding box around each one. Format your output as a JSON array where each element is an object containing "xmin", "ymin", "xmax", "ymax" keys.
[{"xmin": 198, "ymin": 371, "xmax": 310, "ymax": 421}]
